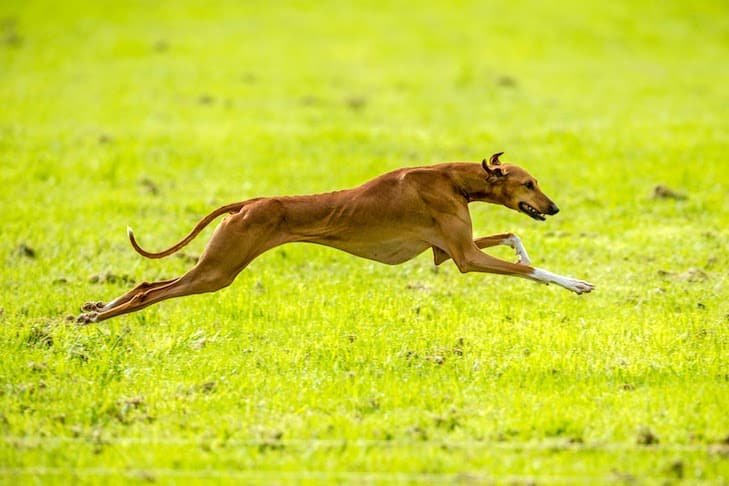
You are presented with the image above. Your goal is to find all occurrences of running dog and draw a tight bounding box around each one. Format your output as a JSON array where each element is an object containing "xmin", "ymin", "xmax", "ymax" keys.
[{"xmin": 78, "ymin": 152, "xmax": 594, "ymax": 323}]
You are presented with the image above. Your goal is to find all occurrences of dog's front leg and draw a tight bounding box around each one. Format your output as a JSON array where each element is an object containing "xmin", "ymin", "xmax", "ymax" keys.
[
  {"xmin": 448, "ymin": 244, "xmax": 594, "ymax": 295},
  {"xmin": 528, "ymin": 268, "xmax": 594, "ymax": 294},
  {"xmin": 432, "ymin": 233, "xmax": 530, "ymax": 265}
]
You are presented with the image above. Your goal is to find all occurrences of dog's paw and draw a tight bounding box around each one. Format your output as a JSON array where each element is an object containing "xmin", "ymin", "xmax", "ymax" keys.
[
  {"xmin": 81, "ymin": 301, "xmax": 105, "ymax": 312},
  {"xmin": 532, "ymin": 269, "xmax": 594, "ymax": 294},
  {"xmin": 504, "ymin": 235, "xmax": 531, "ymax": 266},
  {"xmin": 76, "ymin": 312, "xmax": 99, "ymax": 325},
  {"xmin": 565, "ymin": 278, "xmax": 595, "ymax": 294}
]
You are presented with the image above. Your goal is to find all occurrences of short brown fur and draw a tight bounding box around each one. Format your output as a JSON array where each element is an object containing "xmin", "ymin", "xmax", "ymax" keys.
[{"xmin": 78, "ymin": 153, "xmax": 593, "ymax": 323}]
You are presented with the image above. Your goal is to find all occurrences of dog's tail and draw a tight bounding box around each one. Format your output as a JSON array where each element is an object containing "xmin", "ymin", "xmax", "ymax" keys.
[{"xmin": 127, "ymin": 201, "xmax": 250, "ymax": 259}]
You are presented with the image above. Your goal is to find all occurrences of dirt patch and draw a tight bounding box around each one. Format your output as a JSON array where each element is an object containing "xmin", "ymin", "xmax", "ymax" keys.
[
  {"xmin": 653, "ymin": 185, "xmax": 687, "ymax": 200},
  {"xmin": 1, "ymin": 17, "xmax": 22, "ymax": 48},
  {"xmin": 636, "ymin": 426, "xmax": 659, "ymax": 445},
  {"xmin": 425, "ymin": 354, "xmax": 445, "ymax": 365},
  {"xmin": 113, "ymin": 396, "xmax": 153, "ymax": 425},
  {"xmin": 406, "ymin": 281, "xmax": 430, "ymax": 291},
  {"xmin": 89, "ymin": 271, "xmax": 134, "ymax": 285},
  {"xmin": 496, "ymin": 75, "xmax": 518, "ymax": 87},
  {"xmin": 26, "ymin": 325, "xmax": 53, "ymax": 348},
  {"xmin": 665, "ymin": 459, "xmax": 684, "ymax": 479},
  {"xmin": 657, "ymin": 267, "xmax": 709, "ymax": 283},
  {"xmin": 190, "ymin": 335, "xmax": 207, "ymax": 350},
  {"xmin": 300, "ymin": 95, "xmax": 321, "ymax": 106},
  {"xmin": 198, "ymin": 94, "xmax": 215, "ymax": 105},
  {"xmin": 345, "ymin": 95, "xmax": 367, "ymax": 111},
  {"xmin": 15, "ymin": 243, "xmax": 36, "ymax": 259},
  {"xmin": 176, "ymin": 252, "xmax": 199, "ymax": 264},
  {"xmin": 27, "ymin": 361, "xmax": 47, "ymax": 372},
  {"xmin": 678, "ymin": 268, "xmax": 709, "ymax": 282},
  {"xmin": 139, "ymin": 177, "xmax": 160, "ymax": 195}
]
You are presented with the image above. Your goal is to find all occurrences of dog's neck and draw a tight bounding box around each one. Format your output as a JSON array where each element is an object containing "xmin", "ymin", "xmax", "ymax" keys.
[{"xmin": 452, "ymin": 163, "xmax": 503, "ymax": 204}]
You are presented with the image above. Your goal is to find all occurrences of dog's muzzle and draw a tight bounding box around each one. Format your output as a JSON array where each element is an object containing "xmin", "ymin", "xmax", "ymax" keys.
[{"xmin": 519, "ymin": 201, "xmax": 559, "ymax": 221}]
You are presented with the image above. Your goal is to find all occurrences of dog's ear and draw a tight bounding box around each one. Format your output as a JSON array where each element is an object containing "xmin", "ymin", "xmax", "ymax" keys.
[{"xmin": 482, "ymin": 153, "xmax": 507, "ymax": 178}]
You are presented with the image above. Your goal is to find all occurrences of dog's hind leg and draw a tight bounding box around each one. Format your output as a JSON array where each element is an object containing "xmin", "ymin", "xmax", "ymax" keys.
[
  {"xmin": 79, "ymin": 266, "xmax": 230, "ymax": 323},
  {"xmin": 81, "ymin": 279, "xmax": 177, "ymax": 313},
  {"xmin": 77, "ymin": 244, "xmax": 253, "ymax": 324},
  {"xmin": 77, "ymin": 199, "xmax": 290, "ymax": 324}
]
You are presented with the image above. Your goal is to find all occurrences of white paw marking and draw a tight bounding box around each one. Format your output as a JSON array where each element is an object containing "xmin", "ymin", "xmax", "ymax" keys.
[
  {"xmin": 503, "ymin": 235, "xmax": 531, "ymax": 265},
  {"xmin": 531, "ymin": 268, "xmax": 595, "ymax": 294}
]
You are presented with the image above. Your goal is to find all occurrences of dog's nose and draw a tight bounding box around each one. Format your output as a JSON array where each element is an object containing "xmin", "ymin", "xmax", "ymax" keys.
[{"xmin": 548, "ymin": 203, "xmax": 560, "ymax": 215}]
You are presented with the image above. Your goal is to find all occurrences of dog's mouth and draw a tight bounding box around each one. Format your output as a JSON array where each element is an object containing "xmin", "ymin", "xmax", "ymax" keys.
[{"xmin": 519, "ymin": 202, "xmax": 546, "ymax": 221}]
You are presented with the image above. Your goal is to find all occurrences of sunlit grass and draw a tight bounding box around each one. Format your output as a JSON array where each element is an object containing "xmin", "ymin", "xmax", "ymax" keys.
[{"xmin": 1, "ymin": 0, "xmax": 727, "ymax": 482}]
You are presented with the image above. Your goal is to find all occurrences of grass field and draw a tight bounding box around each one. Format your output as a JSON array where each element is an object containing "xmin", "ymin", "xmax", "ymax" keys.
[{"xmin": 1, "ymin": 0, "xmax": 728, "ymax": 483}]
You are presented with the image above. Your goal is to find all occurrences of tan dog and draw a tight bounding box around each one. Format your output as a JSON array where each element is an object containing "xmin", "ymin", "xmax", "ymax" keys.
[{"xmin": 78, "ymin": 152, "xmax": 594, "ymax": 323}]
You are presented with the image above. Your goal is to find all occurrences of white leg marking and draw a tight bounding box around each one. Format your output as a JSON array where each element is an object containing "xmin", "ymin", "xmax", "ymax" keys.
[
  {"xmin": 531, "ymin": 268, "xmax": 594, "ymax": 294},
  {"xmin": 503, "ymin": 235, "xmax": 531, "ymax": 265},
  {"xmin": 102, "ymin": 296, "xmax": 126, "ymax": 312}
]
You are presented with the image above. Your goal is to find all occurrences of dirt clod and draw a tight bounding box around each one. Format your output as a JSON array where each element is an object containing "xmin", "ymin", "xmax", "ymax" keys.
[
  {"xmin": 658, "ymin": 268, "xmax": 709, "ymax": 283},
  {"xmin": 678, "ymin": 268, "xmax": 709, "ymax": 282},
  {"xmin": 139, "ymin": 177, "xmax": 160, "ymax": 195},
  {"xmin": 345, "ymin": 95, "xmax": 367, "ymax": 111},
  {"xmin": 198, "ymin": 94, "xmax": 215, "ymax": 105},
  {"xmin": 15, "ymin": 243, "xmax": 36, "ymax": 258},
  {"xmin": 120, "ymin": 396, "xmax": 144, "ymax": 408},
  {"xmin": 190, "ymin": 336, "xmax": 207, "ymax": 350},
  {"xmin": 26, "ymin": 325, "xmax": 53, "ymax": 348},
  {"xmin": 2, "ymin": 19, "xmax": 22, "ymax": 48},
  {"xmin": 176, "ymin": 252, "xmax": 199, "ymax": 264},
  {"xmin": 496, "ymin": 75, "xmax": 517, "ymax": 87},
  {"xmin": 636, "ymin": 426, "xmax": 659, "ymax": 445},
  {"xmin": 406, "ymin": 426, "xmax": 429, "ymax": 441},
  {"xmin": 406, "ymin": 281, "xmax": 430, "ymax": 291},
  {"xmin": 426, "ymin": 355, "xmax": 445, "ymax": 365},
  {"xmin": 89, "ymin": 272, "xmax": 134, "ymax": 285},
  {"xmin": 300, "ymin": 95, "xmax": 320, "ymax": 106},
  {"xmin": 653, "ymin": 185, "xmax": 687, "ymax": 200},
  {"xmin": 666, "ymin": 459, "xmax": 684, "ymax": 479},
  {"xmin": 28, "ymin": 361, "xmax": 46, "ymax": 372}
]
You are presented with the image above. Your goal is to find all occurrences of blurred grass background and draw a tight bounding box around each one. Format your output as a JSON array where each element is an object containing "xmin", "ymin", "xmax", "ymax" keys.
[{"xmin": 1, "ymin": 0, "xmax": 728, "ymax": 482}]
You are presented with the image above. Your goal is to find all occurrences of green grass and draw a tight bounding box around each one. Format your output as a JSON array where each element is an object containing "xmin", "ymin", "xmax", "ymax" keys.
[{"xmin": 1, "ymin": 0, "xmax": 728, "ymax": 483}]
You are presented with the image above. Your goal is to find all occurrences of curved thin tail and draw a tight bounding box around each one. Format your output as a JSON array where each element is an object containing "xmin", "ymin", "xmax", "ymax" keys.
[{"xmin": 128, "ymin": 201, "xmax": 249, "ymax": 259}]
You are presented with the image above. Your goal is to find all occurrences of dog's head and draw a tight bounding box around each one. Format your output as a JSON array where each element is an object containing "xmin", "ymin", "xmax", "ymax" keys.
[{"xmin": 482, "ymin": 152, "xmax": 559, "ymax": 221}]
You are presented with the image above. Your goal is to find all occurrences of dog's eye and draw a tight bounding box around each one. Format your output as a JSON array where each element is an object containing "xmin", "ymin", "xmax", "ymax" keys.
[{"xmin": 524, "ymin": 181, "xmax": 535, "ymax": 190}]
